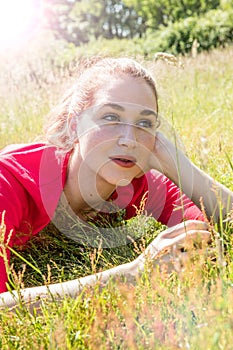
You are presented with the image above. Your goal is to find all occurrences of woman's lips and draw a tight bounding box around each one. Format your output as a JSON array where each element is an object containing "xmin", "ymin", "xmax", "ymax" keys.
[{"xmin": 110, "ymin": 156, "xmax": 136, "ymax": 168}]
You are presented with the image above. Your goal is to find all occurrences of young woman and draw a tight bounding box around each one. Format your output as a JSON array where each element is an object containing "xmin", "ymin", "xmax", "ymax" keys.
[{"xmin": 0, "ymin": 57, "xmax": 232, "ymax": 310}]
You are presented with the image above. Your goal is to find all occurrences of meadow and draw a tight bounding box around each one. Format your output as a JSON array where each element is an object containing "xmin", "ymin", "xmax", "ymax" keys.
[{"xmin": 0, "ymin": 41, "xmax": 233, "ymax": 349}]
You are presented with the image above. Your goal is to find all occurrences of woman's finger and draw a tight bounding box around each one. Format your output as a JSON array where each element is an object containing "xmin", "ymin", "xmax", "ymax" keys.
[
  {"xmin": 159, "ymin": 220, "xmax": 209, "ymax": 239},
  {"xmin": 147, "ymin": 229, "xmax": 211, "ymax": 259},
  {"xmin": 148, "ymin": 131, "xmax": 176, "ymax": 171},
  {"xmin": 163, "ymin": 229, "xmax": 211, "ymax": 251},
  {"xmin": 169, "ymin": 229, "xmax": 211, "ymax": 251}
]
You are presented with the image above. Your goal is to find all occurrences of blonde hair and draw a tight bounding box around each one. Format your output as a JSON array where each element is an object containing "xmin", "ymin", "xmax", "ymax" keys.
[{"xmin": 45, "ymin": 57, "xmax": 158, "ymax": 152}]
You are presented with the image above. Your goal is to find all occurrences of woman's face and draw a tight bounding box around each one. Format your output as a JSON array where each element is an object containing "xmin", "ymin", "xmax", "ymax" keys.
[{"xmin": 75, "ymin": 76, "xmax": 158, "ymax": 188}]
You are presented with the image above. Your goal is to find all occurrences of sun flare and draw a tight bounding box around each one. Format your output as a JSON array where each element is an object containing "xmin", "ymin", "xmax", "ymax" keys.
[{"xmin": 0, "ymin": 0, "xmax": 39, "ymax": 51}]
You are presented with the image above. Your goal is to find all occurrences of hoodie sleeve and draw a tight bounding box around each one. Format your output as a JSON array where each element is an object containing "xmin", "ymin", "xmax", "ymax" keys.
[{"xmin": 0, "ymin": 164, "xmax": 28, "ymax": 292}]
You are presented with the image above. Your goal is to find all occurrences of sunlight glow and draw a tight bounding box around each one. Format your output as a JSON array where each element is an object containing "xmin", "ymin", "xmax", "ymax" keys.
[{"xmin": 0, "ymin": 0, "xmax": 39, "ymax": 51}]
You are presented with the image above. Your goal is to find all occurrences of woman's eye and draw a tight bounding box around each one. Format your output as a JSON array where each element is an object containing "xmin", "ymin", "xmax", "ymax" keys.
[
  {"xmin": 102, "ymin": 113, "xmax": 120, "ymax": 122},
  {"xmin": 137, "ymin": 119, "xmax": 153, "ymax": 128}
]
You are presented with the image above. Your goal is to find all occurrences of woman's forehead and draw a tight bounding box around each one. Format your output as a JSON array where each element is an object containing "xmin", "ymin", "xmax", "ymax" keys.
[{"xmin": 92, "ymin": 76, "xmax": 157, "ymax": 111}]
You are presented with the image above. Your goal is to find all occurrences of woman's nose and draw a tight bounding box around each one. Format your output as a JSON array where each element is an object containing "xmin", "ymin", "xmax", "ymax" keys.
[{"xmin": 117, "ymin": 123, "xmax": 137, "ymax": 148}]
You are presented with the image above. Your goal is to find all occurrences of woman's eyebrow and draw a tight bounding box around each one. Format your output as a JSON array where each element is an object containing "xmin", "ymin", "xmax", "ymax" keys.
[
  {"xmin": 101, "ymin": 103, "xmax": 125, "ymax": 111},
  {"xmin": 140, "ymin": 109, "xmax": 158, "ymax": 118}
]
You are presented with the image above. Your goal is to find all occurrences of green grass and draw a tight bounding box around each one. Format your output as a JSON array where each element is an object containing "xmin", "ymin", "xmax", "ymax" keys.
[{"xmin": 0, "ymin": 41, "xmax": 233, "ymax": 349}]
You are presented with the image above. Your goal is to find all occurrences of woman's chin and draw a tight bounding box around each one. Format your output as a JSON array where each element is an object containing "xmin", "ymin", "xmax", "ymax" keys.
[{"xmin": 115, "ymin": 178, "xmax": 131, "ymax": 186}]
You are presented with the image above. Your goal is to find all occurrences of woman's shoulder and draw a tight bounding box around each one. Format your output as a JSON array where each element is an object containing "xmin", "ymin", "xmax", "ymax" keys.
[{"xmin": 0, "ymin": 143, "xmax": 70, "ymax": 190}]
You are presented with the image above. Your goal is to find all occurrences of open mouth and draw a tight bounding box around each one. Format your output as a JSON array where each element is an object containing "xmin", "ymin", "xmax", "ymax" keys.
[{"xmin": 110, "ymin": 156, "xmax": 136, "ymax": 168}]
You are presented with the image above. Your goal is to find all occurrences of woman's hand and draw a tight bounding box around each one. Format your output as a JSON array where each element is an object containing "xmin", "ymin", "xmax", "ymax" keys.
[
  {"xmin": 131, "ymin": 220, "xmax": 211, "ymax": 275},
  {"xmin": 147, "ymin": 131, "xmax": 195, "ymax": 202},
  {"xmin": 148, "ymin": 131, "xmax": 180, "ymax": 176},
  {"xmin": 148, "ymin": 132, "xmax": 233, "ymax": 222}
]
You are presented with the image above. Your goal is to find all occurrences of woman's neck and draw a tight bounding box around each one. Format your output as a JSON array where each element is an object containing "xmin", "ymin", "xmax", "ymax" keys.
[{"xmin": 63, "ymin": 146, "xmax": 116, "ymax": 215}]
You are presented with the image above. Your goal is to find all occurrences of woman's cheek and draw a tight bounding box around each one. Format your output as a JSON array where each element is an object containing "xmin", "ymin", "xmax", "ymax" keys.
[
  {"xmin": 91, "ymin": 128, "xmax": 117, "ymax": 146},
  {"xmin": 139, "ymin": 133, "xmax": 155, "ymax": 151},
  {"xmin": 80, "ymin": 129, "xmax": 116, "ymax": 157}
]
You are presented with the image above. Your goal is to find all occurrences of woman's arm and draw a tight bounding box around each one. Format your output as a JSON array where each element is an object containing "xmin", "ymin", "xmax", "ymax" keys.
[
  {"xmin": 149, "ymin": 132, "xmax": 233, "ymax": 222},
  {"xmin": 0, "ymin": 261, "xmax": 135, "ymax": 311},
  {"xmin": 0, "ymin": 220, "xmax": 210, "ymax": 311}
]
